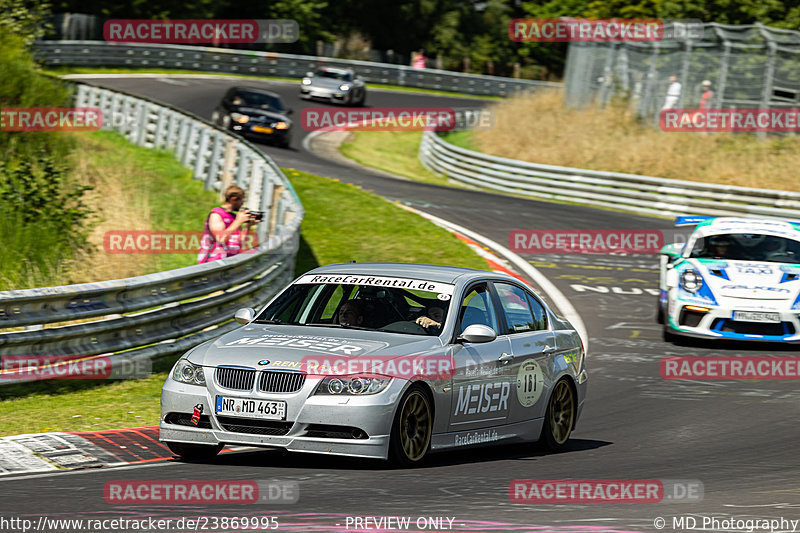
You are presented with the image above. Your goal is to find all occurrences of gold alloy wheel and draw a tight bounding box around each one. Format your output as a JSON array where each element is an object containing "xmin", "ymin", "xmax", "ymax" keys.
[
  {"xmin": 399, "ymin": 390, "xmax": 432, "ymax": 461},
  {"xmin": 549, "ymin": 380, "xmax": 575, "ymax": 445}
]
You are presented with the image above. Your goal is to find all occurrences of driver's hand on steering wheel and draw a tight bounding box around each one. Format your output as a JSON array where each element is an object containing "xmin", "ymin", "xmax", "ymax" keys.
[{"xmin": 415, "ymin": 316, "xmax": 441, "ymax": 329}]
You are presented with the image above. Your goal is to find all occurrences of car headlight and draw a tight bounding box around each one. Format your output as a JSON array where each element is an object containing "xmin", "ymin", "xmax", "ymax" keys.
[
  {"xmin": 172, "ymin": 359, "xmax": 206, "ymax": 386},
  {"xmin": 339, "ymin": 84, "xmax": 350, "ymax": 91},
  {"xmin": 273, "ymin": 121, "xmax": 289, "ymax": 130},
  {"xmin": 230, "ymin": 113, "xmax": 249, "ymax": 124},
  {"xmin": 680, "ymin": 269, "xmax": 703, "ymax": 293},
  {"xmin": 302, "ymin": 78, "xmax": 311, "ymax": 85},
  {"xmin": 315, "ymin": 375, "xmax": 391, "ymax": 395}
]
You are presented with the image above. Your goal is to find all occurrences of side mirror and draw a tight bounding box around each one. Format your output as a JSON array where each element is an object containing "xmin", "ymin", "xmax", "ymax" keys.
[
  {"xmin": 285, "ymin": 108, "xmax": 293, "ymax": 115},
  {"xmin": 234, "ymin": 307, "xmax": 255, "ymax": 325},
  {"xmin": 457, "ymin": 324, "xmax": 497, "ymax": 344}
]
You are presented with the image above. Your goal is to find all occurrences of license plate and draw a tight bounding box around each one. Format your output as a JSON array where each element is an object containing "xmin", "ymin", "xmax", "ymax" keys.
[
  {"xmin": 732, "ymin": 311, "xmax": 780, "ymax": 323},
  {"xmin": 252, "ymin": 126, "xmax": 273, "ymax": 134},
  {"xmin": 215, "ymin": 396, "xmax": 286, "ymax": 420}
]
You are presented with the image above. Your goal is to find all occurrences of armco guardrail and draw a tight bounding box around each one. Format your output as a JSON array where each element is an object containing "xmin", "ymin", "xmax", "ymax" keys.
[
  {"xmin": 33, "ymin": 41, "xmax": 561, "ymax": 97},
  {"xmin": 0, "ymin": 82, "xmax": 303, "ymax": 384},
  {"xmin": 420, "ymin": 115, "xmax": 800, "ymax": 219}
]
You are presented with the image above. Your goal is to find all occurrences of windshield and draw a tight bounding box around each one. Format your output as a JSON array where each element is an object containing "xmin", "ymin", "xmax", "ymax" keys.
[
  {"xmin": 314, "ymin": 70, "xmax": 352, "ymax": 81},
  {"xmin": 254, "ymin": 275, "xmax": 454, "ymax": 336},
  {"xmin": 232, "ymin": 91, "xmax": 284, "ymax": 111},
  {"xmin": 689, "ymin": 233, "xmax": 800, "ymax": 264}
]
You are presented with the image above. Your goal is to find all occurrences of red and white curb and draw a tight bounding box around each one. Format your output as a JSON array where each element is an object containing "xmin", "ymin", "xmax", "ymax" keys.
[{"xmin": 0, "ymin": 426, "xmax": 173, "ymax": 476}]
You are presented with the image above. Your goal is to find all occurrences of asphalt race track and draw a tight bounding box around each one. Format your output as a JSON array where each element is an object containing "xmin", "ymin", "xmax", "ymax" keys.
[{"xmin": 3, "ymin": 75, "xmax": 799, "ymax": 532}]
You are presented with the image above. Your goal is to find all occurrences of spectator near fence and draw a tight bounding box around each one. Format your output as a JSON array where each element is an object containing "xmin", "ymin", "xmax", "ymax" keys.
[
  {"xmin": 197, "ymin": 185, "xmax": 258, "ymax": 263},
  {"xmin": 662, "ymin": 74, "xmax": 682, "ymax": 110},
  {"xmin": 412, "ymin": 50, "xmax": 427, "ymax": 69},
  {"xmin": 699, "ymin": 80, "xmax": 714, "ymax": 109}
]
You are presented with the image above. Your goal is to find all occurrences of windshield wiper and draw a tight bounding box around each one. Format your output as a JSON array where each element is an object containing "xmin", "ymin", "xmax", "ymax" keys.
[
  {"xmin": 251, "ymin": 319, "xmax": 287, "ymax": 324},
  {"xmin": 305, "ymin": 323, "xmax": 373, "ymax": 331}
]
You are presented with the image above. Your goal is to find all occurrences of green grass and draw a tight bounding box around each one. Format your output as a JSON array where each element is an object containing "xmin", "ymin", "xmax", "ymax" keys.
[
  {"xmin": 44, "ymin": 67, "xmax": 500, "ymax": 100},
  {"xmin": 439, "ymin": 130, "xmax": 480, "ymax": 151},
  {"xmin": 0, "ymin": 168, "xmax": 488, "ymax": 436},
  {"xmin": 0, "ymin": 372, "xmax": 170, "ymax": 435},
  {"xmin": 286, "ymin": 168, "xmax": 487, "ymax": 269},
  {"xmin": 339, "ymin": 131, "xmax": 450, "ymax": 186}
]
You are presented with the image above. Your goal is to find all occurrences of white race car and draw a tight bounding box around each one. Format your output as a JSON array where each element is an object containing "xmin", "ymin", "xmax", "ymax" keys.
[{"xmin": 658, "ymin": 216, "xmax": 800, "ymax": 343}]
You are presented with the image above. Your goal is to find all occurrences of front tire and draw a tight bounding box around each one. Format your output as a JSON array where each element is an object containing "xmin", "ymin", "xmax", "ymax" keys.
[
  {"xmin": 166, "ymin": 442, "xmax": 223, "ymax": 461},
  {"xmin": 540, "ymin": 379, "xmax": 575, "ymax": 452},
  {"xmin": 389, "ymin": 385, "xmax": 432, "ymax": 466}
]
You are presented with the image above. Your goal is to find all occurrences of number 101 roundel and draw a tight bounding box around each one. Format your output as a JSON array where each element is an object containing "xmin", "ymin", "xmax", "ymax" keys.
[{"xmin": 160, "ymin": 263, "xmax": 587, "ymax": 466}]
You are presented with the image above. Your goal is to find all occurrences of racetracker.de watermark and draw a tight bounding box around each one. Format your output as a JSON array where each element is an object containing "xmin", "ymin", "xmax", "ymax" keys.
[
  {"xmin": 104, "ymin": 480, "xmax": 299, "ymax": 504},
  {"xmin": 510, "ymin": 229, "xmax": 665, "ymax": 253},
  {"xmin": 103, "ymin": 230, "xmax": 259, "ymax": 254},
  {"xmin": 104, "ymin": 19, "xmax": 298, "ymax": 43},
  {"xmin": 509, "ymin": 479, "xmax": 703, "ymax": 503},
  {"xmin": 0, "ymin": 108, "xmax": 102, "ymax": 132},
  {"xmin": 300, "ymin": 107, "xmax": 494, "ymax": 132},
  {"xmin": 0, "ymin": 355, "xmax": 151, "ymax": 381},
  {"xmin": 509, "ymin": 18, "xmax": 664, "ymax": 42},
  {"xmin": 660, "ymin": 108, "xmax": 800, "ymax": 133},
  {"xmin": 300, "ymin": 355, "xmax": 455, "ymax": 379},
  {"xmin": 661, "ymin": 357, "xmax": 800, "ymax": 380}
]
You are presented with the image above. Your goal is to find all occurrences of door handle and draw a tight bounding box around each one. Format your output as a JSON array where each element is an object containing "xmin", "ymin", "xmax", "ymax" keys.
[
  {"xmin": 543, "ymin": 345, "xmax": 555, "ymax": 353},
  {"xmin": 499, "ymin": 352, "xmax": 513, "ymax": 364}
]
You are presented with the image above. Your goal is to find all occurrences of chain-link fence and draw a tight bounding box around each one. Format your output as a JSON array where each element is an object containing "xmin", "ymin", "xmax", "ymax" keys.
[{"xmin": 564, "ymin": 22, "xmax": 800, "ymax": 122}]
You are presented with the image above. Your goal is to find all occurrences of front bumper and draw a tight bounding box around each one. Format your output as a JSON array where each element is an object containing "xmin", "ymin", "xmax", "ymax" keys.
[
  {"xmin": 160, "ymin": 376, "xmax": 403, "ymax": 460},
  {"xmin": 299, "ymin": 86, "xmax": 348, "ymax": 103},
  {"xmin": 230, "ymin": 124, "xmax": 290, "ymax": 143},
  {"xmin": 667, "ymin": 302, "xmax": 800, "ymax": 342}
]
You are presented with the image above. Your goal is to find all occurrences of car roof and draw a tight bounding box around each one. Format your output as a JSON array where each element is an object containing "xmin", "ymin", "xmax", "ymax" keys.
[
  {"xmin": 304, "ymin": 262, "xmax": 518, "ymax": 285},
  {"xmin": 231, "ymin": 87, "xmax": 282, "ymax": 98},
  {"xmin": 693, "ymin": 217, "xmax": 800, "ymax": 240}
]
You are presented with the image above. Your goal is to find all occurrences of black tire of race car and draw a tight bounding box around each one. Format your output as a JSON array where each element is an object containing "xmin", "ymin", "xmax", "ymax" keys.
[
  {"xmin": 165, "ymin": 441, "xmax": 224, "ymax": 461},
  {"xmin": 539, "ymin": 378, "xmax": 576, "ymax": 452},
  {"xmin": 389, "ymin": 384, "xmax": 433, "ymax": 467},
  {"xmin": 656, "ymin": 302, "xmax": 665, "ymax": 324}
]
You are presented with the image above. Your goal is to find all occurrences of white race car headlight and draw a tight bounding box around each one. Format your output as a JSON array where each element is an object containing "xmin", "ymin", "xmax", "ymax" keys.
[
  {"xmin": 680, "ymin": 269, "xmax": 703, "ymax": 293},
  {"xmin": 339, "ymin": 84, "xmax": 350, "ymax": 91},
  {"xmin": 172, "ymin": 359, "xmax": 206, "ymax": 386},
  {"xmin": 315, "ymin": 375, "xmax": 391, "ymax": 395},
  {"xmin": 302, "ymin": 78, "xmax": 311, "ymax": 85},
  {"xmin": 230, "ymin": 112, "xmax": 249, "ymax": 124}
]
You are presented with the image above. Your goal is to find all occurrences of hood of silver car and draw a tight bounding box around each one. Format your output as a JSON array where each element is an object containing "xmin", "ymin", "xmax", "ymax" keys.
[{"xmin": 187, "ymin": 324, "xmax": 443, "ymax": 370}]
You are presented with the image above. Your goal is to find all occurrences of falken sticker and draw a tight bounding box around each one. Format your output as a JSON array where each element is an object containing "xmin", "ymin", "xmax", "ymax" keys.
[
  {"xmin": 224, "ymin": 334, "xmax": 388, "ymax": 355},
  {"xmin": 517, "ymin": 359, "xmax": 545, "ymax": 408},
  {"xmin": 296, "ymin": 274, "xmax": 455, "ymax": 295}
]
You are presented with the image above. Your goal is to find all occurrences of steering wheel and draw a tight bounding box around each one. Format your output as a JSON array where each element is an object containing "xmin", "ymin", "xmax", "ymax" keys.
[{"xmin": 380, "ymin": 321, "xmax": 427, "ymax": 334}]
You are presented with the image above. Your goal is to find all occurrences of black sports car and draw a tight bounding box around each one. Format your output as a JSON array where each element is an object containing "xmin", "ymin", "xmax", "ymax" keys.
[{"xmin": 211, "ymin": 87, "xmax": 292, "ymax": 148}]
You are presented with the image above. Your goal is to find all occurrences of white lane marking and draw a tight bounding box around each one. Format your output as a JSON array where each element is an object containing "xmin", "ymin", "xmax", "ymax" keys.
[
  {"xmin": 155, "ymin": 77, "xmax": 189, "ymax": 86},
  {"xmin": 301, "ymin": 129, "xmax": 326, "ymax": 152},
  {"xmin": 398, "ymin": 204, "xmax": 589, "ymax": 351}
]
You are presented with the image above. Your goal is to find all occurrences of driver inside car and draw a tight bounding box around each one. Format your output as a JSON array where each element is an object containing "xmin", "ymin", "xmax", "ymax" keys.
[
  {"xmin": 337, "ymin": 300, "xmax": 365, "ymax": 327},
  {"xmin": 415, "ymin": 305, "xmax": 444, "ymax": 332}
]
